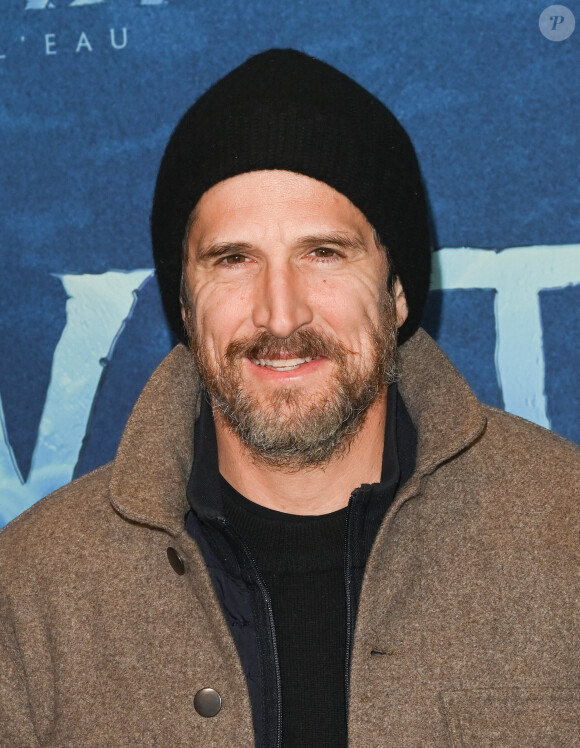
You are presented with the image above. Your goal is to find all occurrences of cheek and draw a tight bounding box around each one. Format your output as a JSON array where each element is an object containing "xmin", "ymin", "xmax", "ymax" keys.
[
  {"xmin": 311, "ymin": 277, "xmax": 383, "ymax": 341},
  {"xmin": 191, "ymin": 282, "xmax": 252, "ymax": 354}
]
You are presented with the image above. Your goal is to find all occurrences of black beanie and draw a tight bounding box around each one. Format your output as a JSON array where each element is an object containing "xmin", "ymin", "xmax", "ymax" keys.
[{"xmin": 151, "ymin": 48, "xmax": 431, "ymax": 344}]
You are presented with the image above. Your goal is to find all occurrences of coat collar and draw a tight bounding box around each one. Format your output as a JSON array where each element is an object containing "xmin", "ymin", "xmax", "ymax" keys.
[
  {"xmin": 109, "ymin": 345, "xmax": 201, "ymax": 536},
  {"xmin": 109, "ymin": 329, "xmax": 486, "ymax": 533},
  {"xmin": 396, "ymin": 329, "xmax": 486, "ymax": 477}
]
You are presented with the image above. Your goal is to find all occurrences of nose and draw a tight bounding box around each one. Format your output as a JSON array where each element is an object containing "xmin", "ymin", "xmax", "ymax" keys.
[{"xmin": 252, "ymin": 263, "xmax": 313, "ymax": 338}]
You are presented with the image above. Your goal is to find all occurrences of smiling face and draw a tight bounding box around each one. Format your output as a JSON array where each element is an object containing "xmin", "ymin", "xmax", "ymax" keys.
[{"xmin": 181, "ymin": 170, "xmax": 408, "ymax": 468}]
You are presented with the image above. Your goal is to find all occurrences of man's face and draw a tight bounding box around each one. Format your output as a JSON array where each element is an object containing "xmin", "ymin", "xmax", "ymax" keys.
[{"xmin": 182, "ymin": 170, "xmax": 408, "ymax": 468}]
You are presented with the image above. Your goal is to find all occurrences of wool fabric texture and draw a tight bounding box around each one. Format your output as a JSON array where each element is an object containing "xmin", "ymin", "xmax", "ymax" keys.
[{"xmin": 151, "ymin": 48, "xmax": 431, "ymax": 344}]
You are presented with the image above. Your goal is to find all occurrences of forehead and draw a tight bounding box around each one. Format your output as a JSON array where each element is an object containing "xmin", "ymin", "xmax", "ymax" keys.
[{"xmin": 187, "ymin": 170, "xmax": 377, "ymax": 247}]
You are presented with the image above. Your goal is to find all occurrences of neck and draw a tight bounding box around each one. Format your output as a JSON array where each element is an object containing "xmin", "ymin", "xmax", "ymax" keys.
[{"xmin": 214, "ymin": 389, "xmax": 387, "ymax": 515}]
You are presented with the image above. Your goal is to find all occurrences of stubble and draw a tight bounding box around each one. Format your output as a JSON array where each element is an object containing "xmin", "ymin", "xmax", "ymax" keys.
[{"xmin": 184, "ymin": 292, "xmax": 398, "ymax": 471}]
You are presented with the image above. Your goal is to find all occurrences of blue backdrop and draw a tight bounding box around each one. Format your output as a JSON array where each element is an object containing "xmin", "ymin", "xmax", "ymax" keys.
[{"xmin": 1, "ymin": 0, "xmax": 579, "ymax": 527}]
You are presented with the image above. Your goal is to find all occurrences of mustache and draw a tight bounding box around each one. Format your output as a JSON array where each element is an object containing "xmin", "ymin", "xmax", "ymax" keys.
[{"xmin": 225, "ymin": 328, "xmax": 351, "ymax": 364}]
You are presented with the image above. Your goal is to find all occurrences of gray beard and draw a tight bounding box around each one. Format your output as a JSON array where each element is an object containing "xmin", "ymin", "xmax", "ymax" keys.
[{"xmin": 186, "ymin": 295, "xmax": 398, "ymax": 470}]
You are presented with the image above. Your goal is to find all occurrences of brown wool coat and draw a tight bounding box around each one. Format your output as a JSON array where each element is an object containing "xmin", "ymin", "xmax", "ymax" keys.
[{"xmin": 0, "ymin": 330, "xmax": 578, "ymax": 747}]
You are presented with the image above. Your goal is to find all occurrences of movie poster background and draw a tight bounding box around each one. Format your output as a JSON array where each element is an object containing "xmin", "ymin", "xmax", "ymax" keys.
[{"xmin": 1, "ymin": 0, "xmax": 578, "ymax": 526}]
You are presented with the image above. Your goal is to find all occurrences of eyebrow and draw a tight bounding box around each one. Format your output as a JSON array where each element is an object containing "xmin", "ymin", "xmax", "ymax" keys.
[
  {"xmin": 196, "ymin": 241, "xmax": 254, "ymax": 261},
  {"xmin": 295, "ymin": 232, "xmax": 368, "ymax": 253},
  {"xmin": 196, "ymin": 232, "xmax": 368, "ymax": 262}
]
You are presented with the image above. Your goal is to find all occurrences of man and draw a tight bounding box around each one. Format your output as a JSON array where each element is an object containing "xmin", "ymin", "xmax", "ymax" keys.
[{"xmin": 0, "ymin": 49, "xmax": 578, "ymax": 747}]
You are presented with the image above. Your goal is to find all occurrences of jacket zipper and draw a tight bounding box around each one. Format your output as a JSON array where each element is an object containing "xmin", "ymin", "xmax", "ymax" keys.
[{"xmin": 217, "ymin": 518, "xmax": 283, "ymax": 748}]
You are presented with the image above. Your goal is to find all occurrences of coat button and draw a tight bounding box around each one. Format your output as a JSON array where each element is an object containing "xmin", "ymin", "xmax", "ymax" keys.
[
  {"xmin": 194, "ymin": 688, "xmax": 222, "ymax": 717},
  {"xmin": 166, "ymin": 547, "xmax": 185, "ymax": 575}
]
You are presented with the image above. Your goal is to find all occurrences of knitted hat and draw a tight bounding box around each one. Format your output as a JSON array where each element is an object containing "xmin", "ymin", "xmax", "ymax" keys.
[{"xmin": 151, "ymin": 48, "xmax": 431, "ymax": 344}]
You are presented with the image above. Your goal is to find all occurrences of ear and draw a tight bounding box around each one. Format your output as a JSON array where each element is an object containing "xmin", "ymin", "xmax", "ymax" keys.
[{"xmin": 393, "ymin": 278, "xmax": 408, "ymax": 329}]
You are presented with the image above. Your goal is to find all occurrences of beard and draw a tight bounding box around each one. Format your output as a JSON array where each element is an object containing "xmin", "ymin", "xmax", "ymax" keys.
[{"xmin": 185, "ymin": 292, "xmax": 398, "ymax": 470}]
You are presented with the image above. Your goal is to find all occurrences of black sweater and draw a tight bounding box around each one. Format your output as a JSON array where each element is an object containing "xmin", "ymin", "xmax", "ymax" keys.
[{"xmin": 186, "ymin": 384, "xmax": 417, "ymax": 748}]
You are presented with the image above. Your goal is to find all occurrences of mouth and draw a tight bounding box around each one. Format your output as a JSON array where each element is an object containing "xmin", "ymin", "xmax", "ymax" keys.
[{"xmin": 250, "ymin": 355, "xmax": 320, "ymax": 371}]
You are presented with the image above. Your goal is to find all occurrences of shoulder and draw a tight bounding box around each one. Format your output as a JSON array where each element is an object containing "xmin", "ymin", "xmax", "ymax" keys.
[
  {"xmin": 0, "ymin": 464, "xmax": 115, "ymax": 583},
  {"xmin": 1, "ymin": 463, "xmax": 113, "ymax": 538},
  {"xmin": 449, "ymin": 406, "xmax": 578, "ymax": 534},
  {"xmin": 479, "ymin": 405, "xmax": 579, "ymax": 479},
  {"xmin": 417, "ymin": 408, "xmax": 579, "ymax": 584}
]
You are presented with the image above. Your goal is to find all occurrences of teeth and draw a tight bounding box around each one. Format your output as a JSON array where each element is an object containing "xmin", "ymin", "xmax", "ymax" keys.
[{"xmin": 251, "ymin": 356, "xmax": 317, "ymax": 370}]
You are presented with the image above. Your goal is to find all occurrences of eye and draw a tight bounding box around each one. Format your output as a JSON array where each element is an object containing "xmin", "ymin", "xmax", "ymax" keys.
[
  {"xmin": 220, "ymin": 253, "xmax": 248, "ymax": 265},
  {"xmin": 308, "ymin": 247, "xmax": 341, "ymax": 260}
]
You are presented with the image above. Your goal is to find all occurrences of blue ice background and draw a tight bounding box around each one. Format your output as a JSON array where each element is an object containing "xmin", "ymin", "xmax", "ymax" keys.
[{"xmin": 0, "ymin": 1, "xmax": 578, "ymax": 503}]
